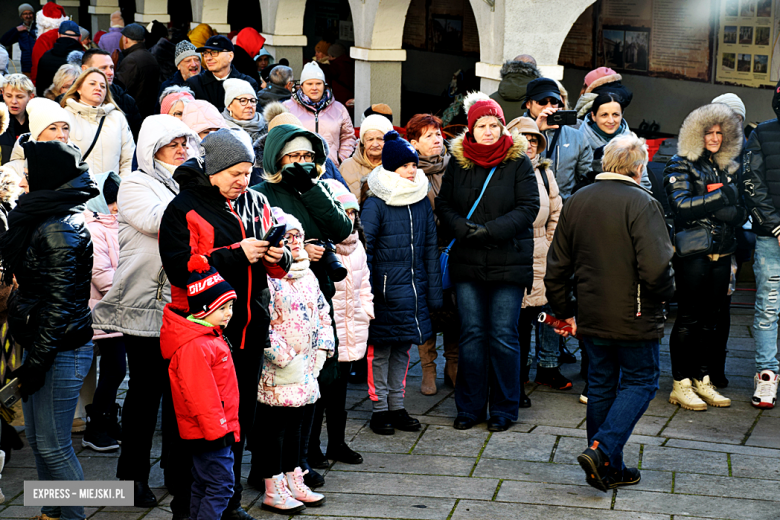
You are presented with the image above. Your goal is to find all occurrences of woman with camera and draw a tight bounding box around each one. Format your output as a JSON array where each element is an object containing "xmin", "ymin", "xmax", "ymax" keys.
[
  {"xmin": 252, "ymin": 121, "xmax": 353, "ymax": 488},
  {"xmin": 664, "ymin": 103, "xmax": 746, "ymax": 411}
]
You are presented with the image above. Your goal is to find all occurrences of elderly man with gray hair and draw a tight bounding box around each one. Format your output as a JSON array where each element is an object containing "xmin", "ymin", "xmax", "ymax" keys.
[
  {"xmin": 257, "ymin": 65, "xmax": 294, "ymax": 110},
  {"xmin": 545, "ymin": 133, "xmax": 675, "ymax": 493}
]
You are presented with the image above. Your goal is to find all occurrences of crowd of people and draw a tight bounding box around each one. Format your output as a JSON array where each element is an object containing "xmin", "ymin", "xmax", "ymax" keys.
[{"xmin": 0, "ymin": 4, "xmax": 779, "ymax": 517}]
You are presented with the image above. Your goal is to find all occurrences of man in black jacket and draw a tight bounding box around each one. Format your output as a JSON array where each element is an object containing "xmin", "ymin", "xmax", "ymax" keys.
[
  {"xmin": 545, "ymin": 134, "xmax": 674, "ymax": 493},
  {"xmin": 743, "ymin": 84, "xmax": 780, "ymax": 409},
  {"xmin": 159, "ymin": 129, "xmax": 290, "ymax": 520},
  {"xmin": 115, "ymin": 23, "xmax": 160, "ymax": 118},
  {"xmin": 35, "ymin": 20, "xmax": 83, "ymax": 97},
  {"xmin": 257, "ymin": 65, "xmax": 293, "ymax": 110},
  {"xmin": 187, "ymin": 35, "xmax": 259, "ymax": 112}
]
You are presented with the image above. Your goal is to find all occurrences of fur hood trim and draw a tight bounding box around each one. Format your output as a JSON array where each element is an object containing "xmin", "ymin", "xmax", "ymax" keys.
[
  {"xmin": 677, "ymin": 103, "xmax": 743, "ymax": 173},
  {"xmin": 463, "ymin": 91, "xmax": 492, "ymax": 114},
  {"xmin": 575, "ymin": 92, "xmax": 597, "ymax": 118},
  {"xmin": 450, "ymin": 128, "xmax": 528, "ymax": 170},
  {"xmin": 262, "ymin": 102, "xmax": 288, "ymax": 124},
  {"xmin": 0, "ymin": 168, "xmax": 20, "ymax": 203},
  {"xmin": 0, "ymin": 103, "xmax": 8, "ymax": 136},
  {"xmin": 585, "ymin": 73, "xmax": 622, "ymax": 94},
  {"xmin": 500, "ymin": 60, "xmax": 542, "ymax": 79}
]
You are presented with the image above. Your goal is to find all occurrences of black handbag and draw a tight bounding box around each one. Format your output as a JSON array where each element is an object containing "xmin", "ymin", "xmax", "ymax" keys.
[{"xmin": 674, "ymin": 225, "xmax": 713, "ymax": 257}]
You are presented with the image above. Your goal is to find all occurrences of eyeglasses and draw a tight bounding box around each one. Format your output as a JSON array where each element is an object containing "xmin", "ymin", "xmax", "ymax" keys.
[
  {"xmin": 234, "ymin": 97, "xmax": 258, "ymax": 106},
  {"xmin": 284, "ymin": 232, "xmax": 302, "ymax": 243},
  {"xmin": 201, "ymin": 50, "xmax": 223, "ymax": 58},
  {"xmin": 287, "ymin": 152, "xmax": 314, "ymax": 162},
  {"xmin": 523, "ymin": 134, "xmax": 539, "ymax": 146},
  {"xmin": 534, "ymin": 97, "xmax": 561, "ymax": 107}
]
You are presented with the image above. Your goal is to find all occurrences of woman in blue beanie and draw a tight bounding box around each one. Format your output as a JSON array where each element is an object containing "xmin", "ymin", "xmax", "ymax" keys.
[{"xmin": 361, "ymin": 130, "xmax": 443, "ymax": 435}]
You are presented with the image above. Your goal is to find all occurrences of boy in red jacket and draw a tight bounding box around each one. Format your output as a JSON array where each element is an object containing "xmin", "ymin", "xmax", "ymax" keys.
[{"xmin": 161, "ymin": 255, "xmax": 240, "ymax": 520}]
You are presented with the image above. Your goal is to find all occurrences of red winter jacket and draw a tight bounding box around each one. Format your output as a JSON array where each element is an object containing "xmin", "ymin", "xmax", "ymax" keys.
[{"xmin": 161, "ymin": 305, "xmax": 240, "ymax": 449}]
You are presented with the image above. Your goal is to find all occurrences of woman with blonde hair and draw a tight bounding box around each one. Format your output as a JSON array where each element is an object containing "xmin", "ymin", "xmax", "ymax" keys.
[
  {"xmin": 43, "ymin": 63, "xmax": 81, "ymax": 100},
  {"xmin": 61, "ymin": 67, "xmax": 135, "ymax": 177}
]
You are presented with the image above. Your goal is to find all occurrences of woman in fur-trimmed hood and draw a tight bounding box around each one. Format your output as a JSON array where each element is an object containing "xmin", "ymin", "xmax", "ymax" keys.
[
  {"xmin": 435, "ymin": 92, "xmax": 539, "ymax": 432},
  {"xmin": 664, "ymin": 102, "xmax": 747, "ymax": 412}
]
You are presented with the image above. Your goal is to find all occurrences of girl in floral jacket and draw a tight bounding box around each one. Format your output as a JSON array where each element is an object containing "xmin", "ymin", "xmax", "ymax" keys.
[{"xmin": 257, "ymin": 209, "xmax": 334, "ymax": 514}]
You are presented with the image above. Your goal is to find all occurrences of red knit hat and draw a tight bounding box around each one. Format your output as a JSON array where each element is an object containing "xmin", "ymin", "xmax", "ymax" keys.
[{"xmin": 463, "ymin": 92, "xmax": 505, "ymax": 132}]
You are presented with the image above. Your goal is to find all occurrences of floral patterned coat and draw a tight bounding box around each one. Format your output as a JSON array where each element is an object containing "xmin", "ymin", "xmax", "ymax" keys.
[{"xmin": 258, "ymin": 267, "xmax": 335, "ymax": 407}]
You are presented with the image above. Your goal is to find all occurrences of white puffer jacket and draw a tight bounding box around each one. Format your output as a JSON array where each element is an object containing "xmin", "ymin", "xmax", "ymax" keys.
[
  {"xmin": 332, "ymin": 233, "xmax": 374, "ymax": 362},
  {"xmin": 92, "ymin": 115, "xmax": 200, "ymax": 337},
  {"xmin": 64, "ymin": 98, "xmax": 135, "ymax": 177}
]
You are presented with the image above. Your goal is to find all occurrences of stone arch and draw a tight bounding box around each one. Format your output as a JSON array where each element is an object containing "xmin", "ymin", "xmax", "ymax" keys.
[{"xmin": 347, "ymin": 0, "xmax": 412, "ymax": 50}]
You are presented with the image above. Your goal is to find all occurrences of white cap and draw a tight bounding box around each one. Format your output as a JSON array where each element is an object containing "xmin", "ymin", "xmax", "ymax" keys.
[
  {"xmin": 223, "ymin": 78, "xmax": 256, "ymax": 110},
  {"xmin": 300, "ymin": 61, "xmax": 326, "ymax": 84},
  {"xmin": 359, "ymin": 114, "xmax": 393, "ymax": 143},
  {"xmin": 712, "ymin": 93, "xmax": 746, "ymax": 120},
  {"xmin": 26, "ymin": 97, "xmax": 72, "ymax": 141}
]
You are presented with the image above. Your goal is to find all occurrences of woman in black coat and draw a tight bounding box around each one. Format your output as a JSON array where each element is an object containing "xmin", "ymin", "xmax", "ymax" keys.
[
  {"xmin": 2, "ymin": 140, "xmax": 98, "ymax": 520},
  {"xmin": 435, "ymin": 93, "xmax": 539, "ymax": 432},
  {"xmin": 664, "ymin": 103, "xmax": 746, "ymax": 412}
]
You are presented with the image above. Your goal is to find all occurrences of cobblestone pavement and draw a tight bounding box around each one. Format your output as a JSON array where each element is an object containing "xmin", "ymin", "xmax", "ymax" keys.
[{"xmin": 3, "ymin": 291, "xmax": 780, "ymax": 519}]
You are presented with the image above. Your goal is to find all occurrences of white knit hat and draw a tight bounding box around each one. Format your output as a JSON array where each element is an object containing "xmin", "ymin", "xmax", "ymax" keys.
[
  {"xmin": 223, "ymin": 78, "xmax": 256, "ymax": 110},
  {"xmin": 300, "ymin": 61, "xmax": 326, "ymax": 84},
  {"xmin": 26, "ymin": 97, "xmax": 72, "ymax": 141},
  {"xmin": 360, "ymin": 114, "xmax": 394, "ymax": 143},
  {"xmin": 711, "ymin": 93, "xmax": 746, "ymax": 120},
  {"xmin": 278, "ymin": 136, "xmax": 314, "ymax": 161}
]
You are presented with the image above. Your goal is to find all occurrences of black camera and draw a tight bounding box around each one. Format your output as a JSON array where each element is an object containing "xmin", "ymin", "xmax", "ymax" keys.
[
  {"xmin": 547, "ymin": 110, "xmax": 578, "ymax": 126},
  {"xmin": 312, "ymin": 240, "xmax": 347, "ymax": 282}
]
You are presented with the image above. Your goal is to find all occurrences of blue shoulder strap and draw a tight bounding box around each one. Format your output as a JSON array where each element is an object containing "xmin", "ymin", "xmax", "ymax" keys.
[{"xmin": 444, "ymin": 165, "xmax": 498, "ymax": 252}]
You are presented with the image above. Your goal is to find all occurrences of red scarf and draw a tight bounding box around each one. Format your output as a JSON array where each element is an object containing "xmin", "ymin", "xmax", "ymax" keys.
[{"xmin": 461, "ymin": 133, "xmax": 514, "ymax": 168}]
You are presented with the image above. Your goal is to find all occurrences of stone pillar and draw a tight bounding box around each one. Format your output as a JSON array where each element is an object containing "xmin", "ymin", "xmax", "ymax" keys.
[
  {"xmin": 351, "ymin": 47, "xmax": 405, "ymax": 125},
  {"xmin": 88, "ymin": 0, "xmax": 119, "ymax": 35},
  {"xmin": 134, "ymin": 0, "xmax": 170, "ymax": 25},
  {"xmin": 260, "ymin": 34, "xmax": 307, "ymax": 77}
]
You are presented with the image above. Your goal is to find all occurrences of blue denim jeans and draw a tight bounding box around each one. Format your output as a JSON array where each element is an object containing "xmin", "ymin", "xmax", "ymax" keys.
[
  {"xmin": 752, "ymin": 236, "xmax": 780, "ymax": 374},
  {"xmin": 22, "ymin": 344, "xmax": 93, "ymax": 520},
  {"xmin": 454, "ymin": 281, "xmax": 524, "ymax": 421},
  {"xmin": 582, "ymin": 336, "xmax": 659, "ymax": 471},
  {"xmin": 191, "ymin": 445, "xmax": 234, "ymax": 520}
]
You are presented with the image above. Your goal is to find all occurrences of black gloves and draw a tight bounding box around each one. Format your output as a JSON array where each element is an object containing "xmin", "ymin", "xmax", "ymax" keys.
[
  {"xmin": 464, "ymin": 222, "xmax": 494, "ymax": 248},
  {"xmin": 720, "ymin": 183, "xmax": 739, "ymax": 205},
  {"xmin": 285, "ymin": 162, "xmax": 316, "ymax": 193},
  {"xmin": 713, "ymin": 205, "xmax": 747, "ymax": 225},
  {"xmin": 11, "ymin": 363, "xmax": 47, "ymax": 401}
]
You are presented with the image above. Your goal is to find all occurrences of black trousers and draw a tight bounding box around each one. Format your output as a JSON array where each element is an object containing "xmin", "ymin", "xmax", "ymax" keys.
[
  {"xmin": 310, "ymin": 362, "xmax": 352, "ymax": 453},
  {"xmin": 256, "ymin": 403, "xmax": 308, "ymax": 478},
  {"xmin": 670, "ymin": 255, "xmax": 732, "ymax": 381}
]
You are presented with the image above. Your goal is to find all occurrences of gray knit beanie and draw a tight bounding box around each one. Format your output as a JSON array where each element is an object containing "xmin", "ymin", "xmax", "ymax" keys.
[
  {"xmin": 201, "ymin": 128, "xmax": 255, "ymax": 176},
  {"xmin": 175, "ymin": 40, "xmax": 199, "ymax": 67}
]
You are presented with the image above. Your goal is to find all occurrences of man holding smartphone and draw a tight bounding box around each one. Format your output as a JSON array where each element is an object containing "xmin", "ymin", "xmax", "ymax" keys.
[
  {"xmin": 523, "ymin": 78, "xmax": 592, "ymax": 201},
  {"xmin": 159, "ymin": 128, "xmax": 291, "ymax": 520}
]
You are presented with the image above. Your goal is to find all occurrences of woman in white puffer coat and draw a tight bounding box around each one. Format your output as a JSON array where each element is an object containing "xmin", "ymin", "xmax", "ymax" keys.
[{"xmin": 61, "ymin": 68, "xmax": 135, "ymax": 177}]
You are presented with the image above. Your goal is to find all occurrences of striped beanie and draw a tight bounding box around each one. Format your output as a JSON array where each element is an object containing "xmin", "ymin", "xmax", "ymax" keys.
[{"xmin": 321, "ymin": 178, "xmax": 358, "ymax": 212}]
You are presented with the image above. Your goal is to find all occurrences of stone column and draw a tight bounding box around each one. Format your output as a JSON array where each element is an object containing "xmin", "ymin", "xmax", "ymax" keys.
[
  {"xmin": 351, "ymin": 47, "xmax": 405, "ymax": 124},
  {"xmin": 260, "ymin": 33, "xmax": 307, "ymax": 77},
  {"xmin": 88, "ymin": 0, "xmax": 119, "ymax": 36},
  {"xmin": 134, "ymin": 0, "xmax": 170, "ymax": 25}
]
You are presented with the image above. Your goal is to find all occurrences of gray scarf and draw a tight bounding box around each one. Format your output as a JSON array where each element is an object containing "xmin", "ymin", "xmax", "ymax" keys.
[{"xmin": 221, "ymin": 108, "xmax": 267, "ymax": 141}]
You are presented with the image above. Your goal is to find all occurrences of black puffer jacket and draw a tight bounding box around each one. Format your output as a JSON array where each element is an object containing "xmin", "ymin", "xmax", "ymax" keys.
[
  {"xmin": 664, "ymin": 103, "xmax": 747, "ymax": 257},
  {"xmin": 8, "ymin": 171, "xmax": 97, "ymax": 371},
  {"xmin": 744, "ymin": 89, "xmax": 780, "ymax": 237},
  {"xmin": 435, "ymin": 130, "xmax": 539, "ymax": 289}
]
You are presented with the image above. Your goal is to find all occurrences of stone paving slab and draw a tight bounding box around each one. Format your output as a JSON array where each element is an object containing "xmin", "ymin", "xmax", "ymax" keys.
[
  {"xmin": 349, "ymin": 426, "xmax": 425, "ymax": 454},
  {"xmin": 529, "ymin": 425, "xmax": 667, "ymax": 446},
  {"xmin": 319, "ymin": 472, "xmax": 498, "ymax": 500},
  {"xmin": 479, "ymin": 432, "xmax": 557, "ymax": 462},
  {"xmin": 332, "ymin": 453, "xmax": 475, "ymax": 476},
  {"xmin": 659, "ymin": 405, "xmax": 760, "ymax": 444},
  {"xmin": 495, "ymin": 480, "xmax": 612, "ymax": 508},
  {"xmin": 451, "ymin": 500, "xmax": 669, "ymax": 520},
  {"xmin": 614, "ymin": 489, "xmax": 779, "ymax": 519},
  {"xmin": 291, "ymin": 493, "xmax": 455, "ymax": 519},
  {"xmin": 640, "ymin": 446, "xmax": 729, "ymax": 476},
  {"xmin": 664, "ymin": 438, "xmax": 780, "ymax": 458},
  {"xmin": 745, "ymin": 415, "xmax": 780, "ymax": 448},
  {"xmin": 674, "ymin": 472, "xmax": 780, "ymax": 501},
  {"xmin": 411, "ymin": 425, "xmax": 488, "ymax": 457},
  {"xmin": 730, "ymin": 452, "xmax": 780, "ymax": 480}
]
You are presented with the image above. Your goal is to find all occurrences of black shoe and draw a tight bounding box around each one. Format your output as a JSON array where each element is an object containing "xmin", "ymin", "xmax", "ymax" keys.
[
  {"xmin": 605, "ymin": 467, "xmax": 641, "ymax": 489},
  {"xmin": 221, "ymin": 506, "xmax": 257, "ymax": 520},
  {"xmin": 519, "ymin": 385, "xmax": 532, "ymax": 408},
  {"xmin": 327, "ymin": 442, "xmax": 363, "ymax": 464},
  {"xmin": 487, "ymin": 416, "xmax": 512, "ymax": 432},
  {"xmin": 370, "ymin": 411, "xmax": 395, "ymax": 435},
  {"xmin": 133, "ymin": 481, "xmax": 158, "ymax": 508},
  {"xmin": 388, "ymin": 409, "xmax": 421, "ymax": 432},
  {"xmin": 453, "ymin": 415, "xmax": 480, "ymax": 430},
  {"xmin": 577, "ymin": 442, "xmax": 609, "ymax": 493},
  {"xmin": 82, "ymin": 405, "xmax": 120, "ymax": 452},
  {"xmin": 535, "ymin": 366, "xmax": 573, "ymax": 390},
  {"xmin": 308, "ymin": 448, "xmax": 329, "ymax": 469},
  {"xmin": 559, "ymin": 344, "xmax": 577, "ymax": 364},
  {"xmin": 300, "ymin": 463, "xmax": 325, "ymax": 489}
]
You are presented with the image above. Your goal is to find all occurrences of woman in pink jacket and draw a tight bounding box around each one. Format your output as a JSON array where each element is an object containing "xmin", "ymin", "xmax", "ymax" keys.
[
  {"xmin": 283, "ymin": 62, "xmax": 356, "ymax": 164},
  {"xmin": 82, "ymin": 171, "xmax": 126, "ymax": 453}
]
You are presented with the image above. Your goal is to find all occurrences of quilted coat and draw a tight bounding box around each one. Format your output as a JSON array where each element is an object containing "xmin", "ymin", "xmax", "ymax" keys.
[
  {"xmin": 333, "ymin": 233, "xmax": 374, "ymax": 362},
  {"xmin": 362, "ymin": 166, "xmax": 443, "ymax": 346}
]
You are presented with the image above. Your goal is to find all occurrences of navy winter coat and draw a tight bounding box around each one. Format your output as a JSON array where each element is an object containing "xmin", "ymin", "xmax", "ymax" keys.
[{"xmin": 362, "ymin": 193, "xmax": 443, "ymax": 347}]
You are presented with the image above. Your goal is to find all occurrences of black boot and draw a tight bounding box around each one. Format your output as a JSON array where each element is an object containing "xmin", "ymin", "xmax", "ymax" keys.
[
  {"xmin": 133, "ymin": 481, "xmax": 157, "ymax": 508},
  {"xmin": 82, "ymin": 404, "xmax": 120, "ymax": 452}
]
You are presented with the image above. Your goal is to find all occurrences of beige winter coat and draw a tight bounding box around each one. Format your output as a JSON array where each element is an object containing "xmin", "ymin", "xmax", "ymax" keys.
[
  {"xmin": 339, "ymin": 140, "xmax": 379, "ymax": 200},
  {"xmin": 523, "ymin": 157, "xmax": 562, "ymax": 308}
]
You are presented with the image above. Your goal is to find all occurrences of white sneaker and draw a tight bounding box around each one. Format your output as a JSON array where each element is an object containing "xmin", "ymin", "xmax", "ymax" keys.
[
  {"xmin": 262, "ymin": 473, "xmax": 305, "ymax": 514},
  {"xmin": 753, "ymin": 370, "xmax": 779, "ymax": 409},
  {"xmin": 285, "ymin": 467, "xmax": 325, "ymax": 506},
  {"xmin": 669, "ymin": 378, "xmax": 707, "ymax": 411},
  {"xmin": 579, "ymin": 394, "xmax": 588, "ymax": 404},
  {"xmin": 693, "ymin": 376, "xmax": 731, "ymax": 407}
]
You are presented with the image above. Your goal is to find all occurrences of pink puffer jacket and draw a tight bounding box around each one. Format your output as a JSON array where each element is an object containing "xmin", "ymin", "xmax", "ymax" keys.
[
  {"xmin": 85, "ymin": 211, "xmax": 122, "ymax": 340},
  {"xmin": 332, "ymin": 234, "xmax": 374, "ymax": 362},
  {"xmin": 283, "ymin": 94, "xmax": 356, "ymax": 164}
]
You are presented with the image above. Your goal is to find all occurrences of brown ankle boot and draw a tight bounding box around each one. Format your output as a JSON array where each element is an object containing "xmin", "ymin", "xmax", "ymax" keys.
[
  {"xmin": 418, "ymin": 338, "xmax": 438, "ymax": 395},
  {"xmin": 443, "ymin": 338, "xmax": 458, "ymax": 388}
]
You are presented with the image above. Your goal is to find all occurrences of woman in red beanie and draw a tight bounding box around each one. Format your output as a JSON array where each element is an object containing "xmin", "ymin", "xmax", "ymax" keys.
[{"xmin": 435, "ymin": 92, "xmax": 539, "ymax": 432}]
